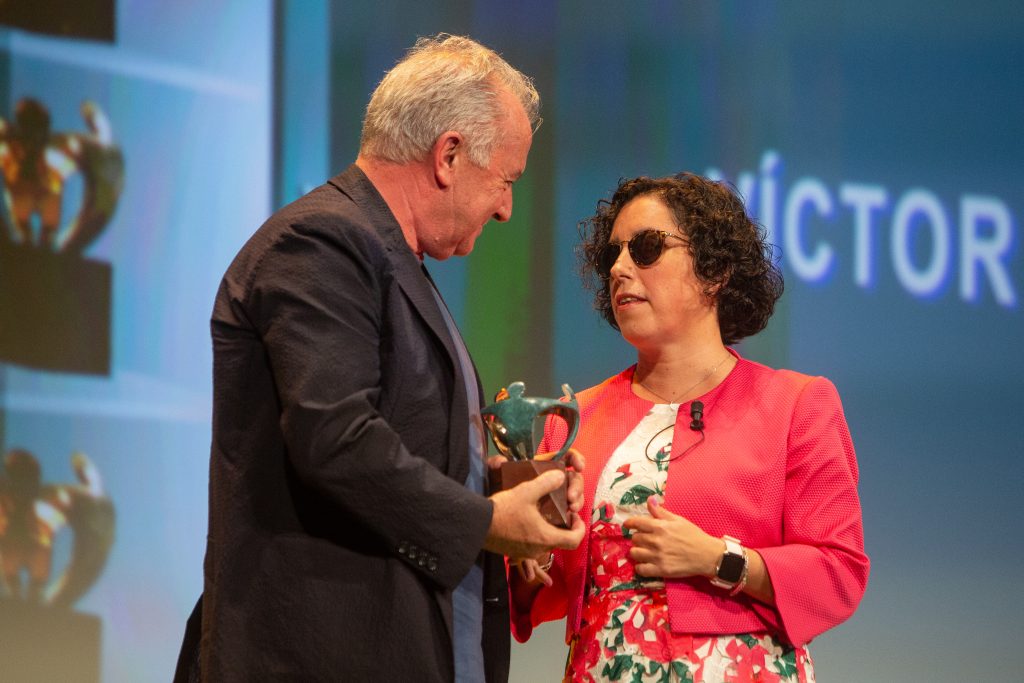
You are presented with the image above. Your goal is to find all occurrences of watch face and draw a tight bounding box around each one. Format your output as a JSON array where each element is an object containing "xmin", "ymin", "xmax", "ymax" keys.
[{"xmin": 717, "ymin": 553, "xmax": 745, "ymax": 584}]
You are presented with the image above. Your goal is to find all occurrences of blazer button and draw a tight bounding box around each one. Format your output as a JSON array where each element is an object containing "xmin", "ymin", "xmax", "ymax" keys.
[
  {"xmin": 417, "ymin": 557, "xmax": 427, "ymax": 567},
  {"xmin": 428, "ymin": 559, "xmax": 438, "ymax": 572},
  {"xmin": 407, "ymin": 549, "xmax": 418, "ymax": 560},
  {"xmin": 398, "ymin": 542, "xmax": 408, "ymax": 555}
]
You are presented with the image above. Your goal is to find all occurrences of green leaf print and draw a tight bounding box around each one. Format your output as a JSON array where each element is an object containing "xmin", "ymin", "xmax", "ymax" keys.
[
  {"xmin": 654, "ymin": 444, "xmax": 671, "ymax": 471},
  {"xmin": 738, "ymin": 633, "xmax": 759, "ymax": 648},
  {"xmin": 602, "ymin": 654, "xmax": 634, "ymax": 680},
  {"xmin": 671, "ymin": 660, "xmax": 695, "ymax": 682},
  {"xmin": 646, "ymin": 660, "xmax": 672, "ymax": 683},
  {"xmin": 772, "ymin": 649, "xmax": 799, "ymax": 677},
  {"xmin": 604, "ymin": 614, "xmax": 626, "ymax": 648},
  {"xmin": 620, "ymin": 485, "xmax": 657, "ymax": 506},
  {"xmin": 608, "ymin": 579, "xmax": 650, "ymax": 592}
]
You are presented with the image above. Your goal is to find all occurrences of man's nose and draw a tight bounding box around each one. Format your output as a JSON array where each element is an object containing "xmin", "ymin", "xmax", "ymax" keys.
[{"xmin": 493, "ymin": 190, "xmax": 513, "ymax": 222}]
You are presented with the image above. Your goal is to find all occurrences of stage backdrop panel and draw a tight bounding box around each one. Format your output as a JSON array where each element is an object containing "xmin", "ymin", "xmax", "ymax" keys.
[
  {"xmin": 1, "ymin": 2, "xmax": 272, "ymax": 680},
  {"xmin": 2, "ymin": 2, "xmax": 1021, "ymax": 681}
]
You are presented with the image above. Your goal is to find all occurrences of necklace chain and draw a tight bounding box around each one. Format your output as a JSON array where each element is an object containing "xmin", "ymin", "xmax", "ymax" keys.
[{"xmin": 635, "ymin": 352, "xmax": 732, "ymax": 404}]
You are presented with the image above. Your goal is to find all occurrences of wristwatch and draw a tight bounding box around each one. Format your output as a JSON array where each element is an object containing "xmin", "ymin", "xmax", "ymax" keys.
[{"xmin": 710, "ymin": 535, "xmax": 747, "ymax": 591}]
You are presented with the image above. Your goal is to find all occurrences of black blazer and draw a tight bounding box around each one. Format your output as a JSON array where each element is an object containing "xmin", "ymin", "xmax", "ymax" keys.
[{"xmin": 187, "ymin": 166, "xmax": 509, "ymax": 681}]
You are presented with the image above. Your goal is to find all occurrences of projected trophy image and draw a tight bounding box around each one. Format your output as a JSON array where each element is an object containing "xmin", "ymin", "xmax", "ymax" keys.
[
  {"xmin": 0, "ymin": 448, "xmax": 115, "ymax": 682},
  {"xmin": 0, "ymin": 97, "xmax": 123, "ymax": 375},
  {"xmin": 0, "ymin": 98, "xmax": 124, "ymax": 253},
  {"xmin": 481, "ymin": 382, "xmax": 579, "ymax": 528}
]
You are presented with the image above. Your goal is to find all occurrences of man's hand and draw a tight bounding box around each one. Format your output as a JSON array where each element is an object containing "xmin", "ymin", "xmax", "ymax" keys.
[
  {"xmin": 484, "ymin": 469, "xmax": 585, "ymax": 560},
  {"xmin": 503, "ymin": 447, "xmax": 586, "ymax": 516}
]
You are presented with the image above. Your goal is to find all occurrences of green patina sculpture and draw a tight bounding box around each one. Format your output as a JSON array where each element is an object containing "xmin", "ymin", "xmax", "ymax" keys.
[{"xmin": 481, "ymin": 382, "xmax": 579, "ymax": 461}]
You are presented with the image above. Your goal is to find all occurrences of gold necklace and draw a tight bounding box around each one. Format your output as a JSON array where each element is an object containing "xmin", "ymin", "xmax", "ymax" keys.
[
  {"xmin": 638, "ymin": 352, "xmax": 731, "ymax": 464},
  {"xmin": 634, "ymin": 352, "xmax": 732, "ymax": 404}
]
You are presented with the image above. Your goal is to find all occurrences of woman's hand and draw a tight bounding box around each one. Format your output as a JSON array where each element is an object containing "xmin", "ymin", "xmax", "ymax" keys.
[
  {"xmin": 504, "ymin": 448, "xmax": 584, "ymax": 588},
  {"xmin": 531, "ymin": 447, "xmax": 586, "ymax": 527},
  {"xmin": 513, "ymin": 553, "xmax": 555, "ymax": 587},
  {"xmin": 563, "ymin": 448, "xmax": 586, "ymax": 518},
  {"xmin": 623, "ymin": 496, "xmax": 722, "ymax": 579}
]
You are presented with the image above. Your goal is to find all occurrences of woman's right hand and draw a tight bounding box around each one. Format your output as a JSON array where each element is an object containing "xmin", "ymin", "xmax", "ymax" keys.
[
  {"xmin": 624, "ymin": 496, "xmax": 721, "ymax": 580},
  {"xmin": 514, "ymin": 553, "xmax": 555, "ymax": 587}
]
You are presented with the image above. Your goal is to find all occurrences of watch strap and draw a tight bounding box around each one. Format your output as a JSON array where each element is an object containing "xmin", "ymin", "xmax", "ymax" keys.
[{"xmin": 710, "ymin": 535, "xmax": 747, "ymax": 590}]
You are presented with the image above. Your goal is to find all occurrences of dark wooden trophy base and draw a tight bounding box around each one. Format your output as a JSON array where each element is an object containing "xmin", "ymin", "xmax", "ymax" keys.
[
  {"xmin": 488, "ymin": 460, "xmax": 570, "ymax": 528},
  {"xmin": 0, "ymin": 242, "xmax": 111, "ymax": 375}
]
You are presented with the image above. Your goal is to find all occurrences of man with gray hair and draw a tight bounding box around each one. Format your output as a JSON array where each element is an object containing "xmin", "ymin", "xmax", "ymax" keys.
[{"xmin": 180, "ymin": 34, "xmax": 584, "ymax": 682}]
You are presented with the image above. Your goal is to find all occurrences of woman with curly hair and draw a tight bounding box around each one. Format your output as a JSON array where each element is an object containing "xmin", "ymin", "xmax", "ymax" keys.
[{"xmin": 509, "ymin": 173, "xmax": 869, "ymax": 682}]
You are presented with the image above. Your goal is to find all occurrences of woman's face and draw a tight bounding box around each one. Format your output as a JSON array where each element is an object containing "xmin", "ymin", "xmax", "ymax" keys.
[{"xmin": 606, "ymin": 194, "xmax": 714, "ymax": 349}]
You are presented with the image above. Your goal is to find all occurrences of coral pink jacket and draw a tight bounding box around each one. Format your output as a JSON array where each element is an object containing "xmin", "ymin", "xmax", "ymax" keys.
[{"xmin": 514, "ymin": 351, "xmax": 869, "ymax": 647}]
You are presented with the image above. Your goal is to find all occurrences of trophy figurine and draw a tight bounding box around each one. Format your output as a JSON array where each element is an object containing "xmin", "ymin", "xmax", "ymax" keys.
[{"xmin": 481, "ymin": 382, "xmax": 580, "ymax": 528}]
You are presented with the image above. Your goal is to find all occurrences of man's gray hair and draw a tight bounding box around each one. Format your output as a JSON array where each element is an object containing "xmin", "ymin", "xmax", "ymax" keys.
[{"xmin": 359, "ymin": 34, "xmax": 540, "ymax": 167}]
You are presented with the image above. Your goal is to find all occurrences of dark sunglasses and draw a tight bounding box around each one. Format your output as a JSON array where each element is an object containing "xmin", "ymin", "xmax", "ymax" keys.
[{"xmin": 598, "ymin": 229, "xmax": 687, "ymax": 277}]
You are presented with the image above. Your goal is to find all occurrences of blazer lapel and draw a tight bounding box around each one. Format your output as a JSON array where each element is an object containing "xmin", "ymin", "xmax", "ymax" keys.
[
  {"xmin": 329, "ymin": 166, "xmax": 461, "ymax": 369},
  {"xmin": 330, "ymin": 166, "xmax": 469, "ymax": 482},
  {"xmin": 405, "ymin": 260, "xmax": 473, "ymax": 486},
  {"xmin": 392, "ymin": 252, "xmax": 461, "ymax": 370}
]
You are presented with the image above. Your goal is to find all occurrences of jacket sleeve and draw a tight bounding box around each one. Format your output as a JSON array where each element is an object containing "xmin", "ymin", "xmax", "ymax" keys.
[
  {"xmin": 754, "ymin": 376, "xmax": 870, "ymax": 645},
  {"xmin": 508, "ymin": 416, "xmax": 574, "ymax": 642},
  {"xmin": 510, "ymin": 560, "xmax": 576, "ymax": 643},
  {"xmin": 222, "ymin": 221, "xmax": 492, "ymax": 590}
]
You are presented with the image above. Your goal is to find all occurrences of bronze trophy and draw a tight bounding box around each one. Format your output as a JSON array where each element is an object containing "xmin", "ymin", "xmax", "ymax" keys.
[
  {"xmin": 481, "ymin": 382, "xmax": 579, "ymax": 528},
  {"xmin": 0, "ymin": 98, "xmax": 124, "ymax": 375},
  {"xmin": 0, "ymin": 448, "xmax": 115, "ymax": 683}
]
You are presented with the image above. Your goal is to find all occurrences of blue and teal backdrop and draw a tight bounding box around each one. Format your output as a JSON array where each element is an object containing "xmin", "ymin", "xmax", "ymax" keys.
[{"xmin": 1, "ymin": 1, "xmax": 1021, "ymax": 680}]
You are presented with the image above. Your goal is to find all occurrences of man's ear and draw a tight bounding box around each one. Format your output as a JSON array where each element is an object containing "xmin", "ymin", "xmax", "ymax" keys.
[{"xmin": 432, "ymin": 131, "xmax": 462, "ymax": 189}]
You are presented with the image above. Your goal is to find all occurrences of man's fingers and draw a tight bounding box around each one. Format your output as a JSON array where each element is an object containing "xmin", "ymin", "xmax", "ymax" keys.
[
  {"xmin": 517, "ymin": 468, "xmax": 566, "ymax": 501},
  {"xmin": 486, "ymin": 469, "xmax": 587, "ymax": 557},
  {"xmin": 547, "ymin": 513, "xmax": 585, "ymax": 550}
]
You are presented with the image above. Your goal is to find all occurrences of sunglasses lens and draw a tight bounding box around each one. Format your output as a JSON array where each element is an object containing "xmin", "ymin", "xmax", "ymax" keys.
[
  {"xmin": 599, "ymin": 244, "xmax": 621, "ymax": 276},
  {"xmin": 629, "ymin": 230, "xmax": 665, "ymax": 266},
  {"xmin": 599, "ymin": 230, "xmax": 677, "ymax": 275}
]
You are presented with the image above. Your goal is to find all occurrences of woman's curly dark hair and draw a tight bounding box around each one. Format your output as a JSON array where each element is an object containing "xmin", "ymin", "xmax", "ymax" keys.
[{"xmin": 578, "ymin": 173, "xmax": 783, "ymax": 345}]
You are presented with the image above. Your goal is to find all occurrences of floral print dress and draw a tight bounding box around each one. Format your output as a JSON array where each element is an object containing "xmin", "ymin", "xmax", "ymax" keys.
[{"xmin": 565, "ymin": 403, "xmax": 815, "ymax": 683}]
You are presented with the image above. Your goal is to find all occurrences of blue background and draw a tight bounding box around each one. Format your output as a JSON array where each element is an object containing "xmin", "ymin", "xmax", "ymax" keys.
[{"xmin": 1, "ymin": 1, "xmax": 1022, "ymax": 680}]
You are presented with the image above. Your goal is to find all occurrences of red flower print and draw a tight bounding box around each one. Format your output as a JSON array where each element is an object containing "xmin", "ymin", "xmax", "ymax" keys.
[
  {"xmin": 620, "ymin": 599, "xmax": 670, "ymax": 661},
  {"xmin": 593, "ymin": 501, "xmax": 615, "ymax": 524},
  {"xmin": 610, "ymin": 463, "xmax": 632, "ymax": 487}
]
